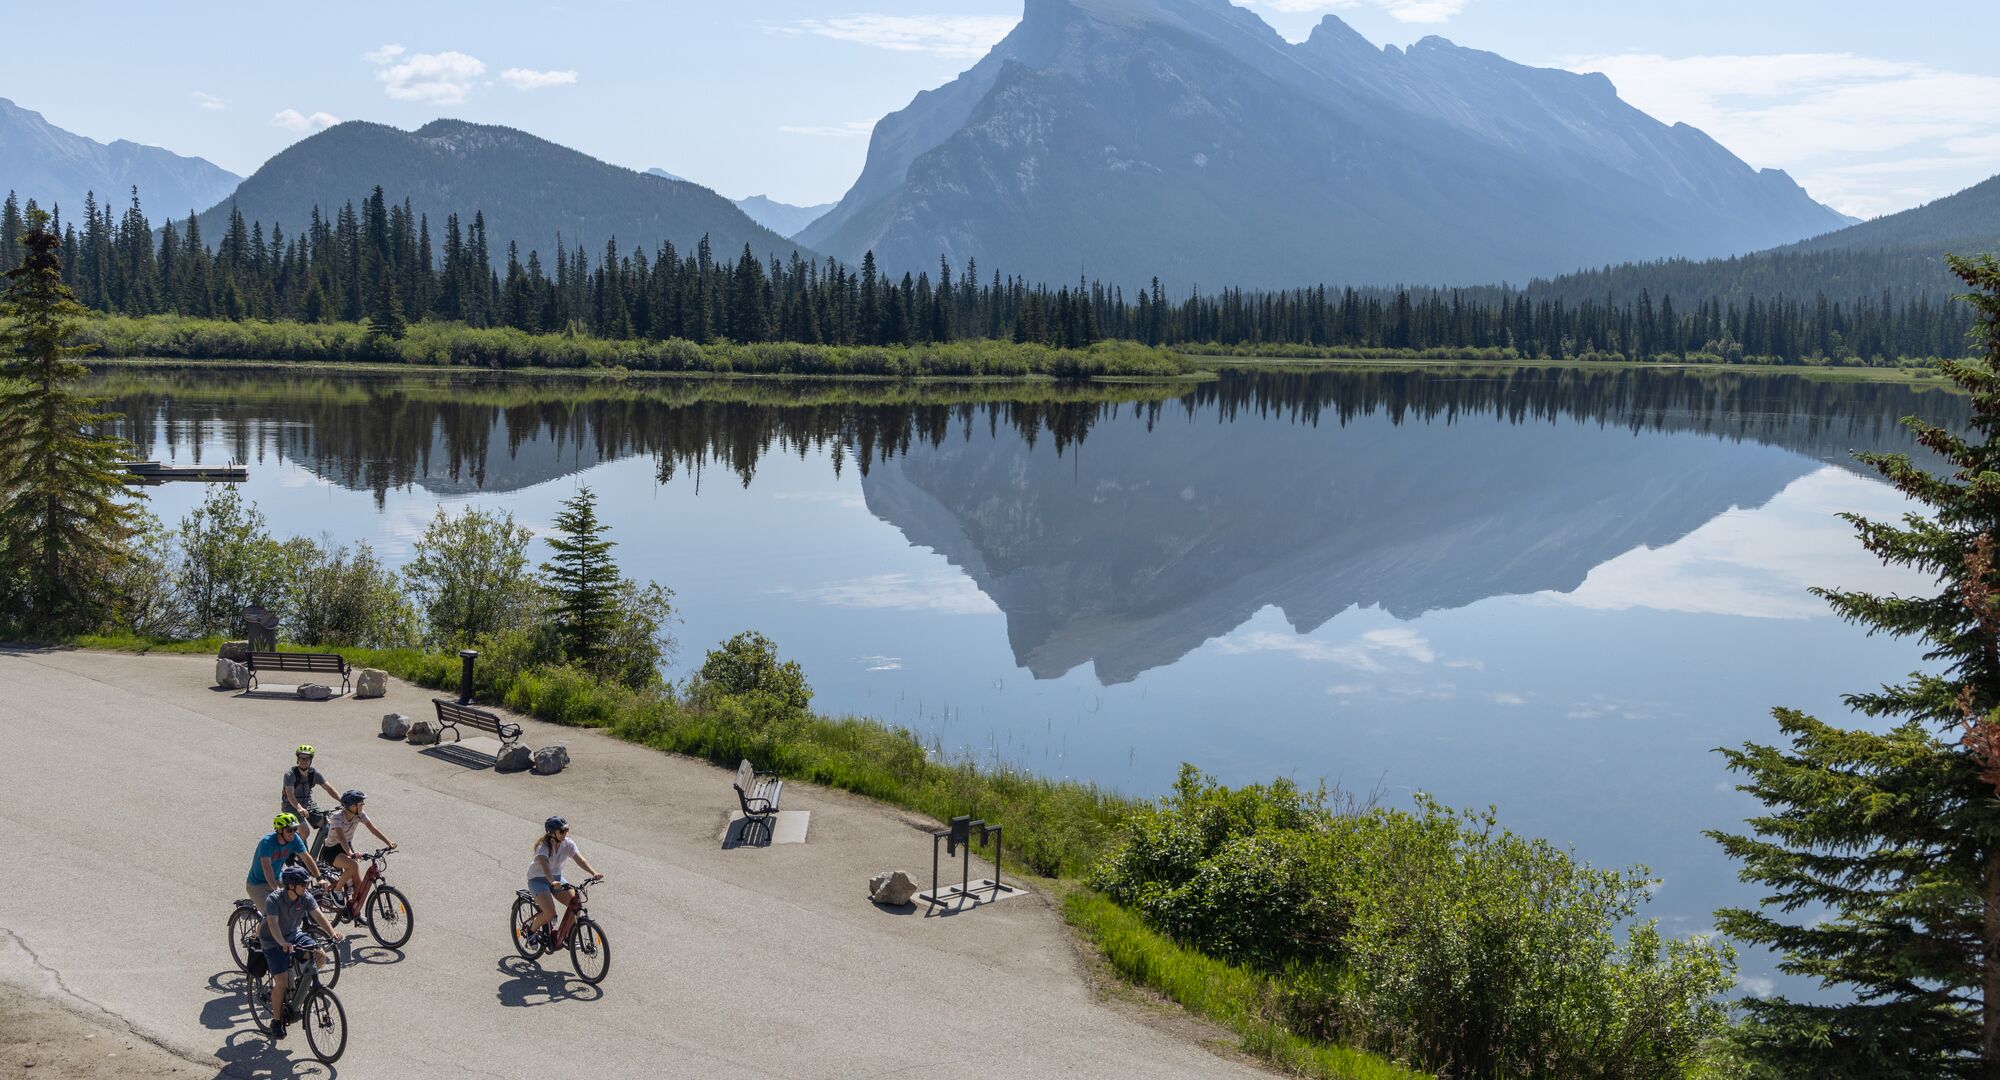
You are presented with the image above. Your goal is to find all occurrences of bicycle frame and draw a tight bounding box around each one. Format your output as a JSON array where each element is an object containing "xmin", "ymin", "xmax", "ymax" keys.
[{"xmin": 549, "ymin": 881, "xmax": 592, "ymax": 947}]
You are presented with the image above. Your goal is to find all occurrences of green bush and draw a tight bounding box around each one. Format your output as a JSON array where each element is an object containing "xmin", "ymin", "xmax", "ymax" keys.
[{"xmin": 1092, "ymin": 766, "xmax": 1737, "ymax": 1079}]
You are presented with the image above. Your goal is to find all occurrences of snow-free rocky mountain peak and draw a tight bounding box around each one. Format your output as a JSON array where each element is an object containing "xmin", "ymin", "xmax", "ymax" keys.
[{"xmin": 798, "ymin": 0, "xmax": 1854, "ymax": 289}]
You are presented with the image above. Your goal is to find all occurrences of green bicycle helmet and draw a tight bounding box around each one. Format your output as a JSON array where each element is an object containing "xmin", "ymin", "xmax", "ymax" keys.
[
  {"xmin": 295, "ymin": 744, "xmax": 316, "ymax": 757},
  {"xmin": 273, "ymin": 812, "xmax": 300, "ymax": 830}
]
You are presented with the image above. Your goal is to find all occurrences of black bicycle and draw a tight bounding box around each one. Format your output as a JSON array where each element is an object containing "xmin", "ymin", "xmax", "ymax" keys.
[
  {"xmin": 509, "ymin": 876, "xmax": 610, "ymax": 984},
  {"xmin": 230, "ymin": 897, "xmax": 342, "ymax": 988},
  {"xmin": 242, "ymin": 933, "xmax": 348, "ymax": 1063}
]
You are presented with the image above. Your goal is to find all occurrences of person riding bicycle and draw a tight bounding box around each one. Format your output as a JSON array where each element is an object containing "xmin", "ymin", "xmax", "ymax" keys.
[
  {"xmin": 521, "ymin": 816, "xmax": 601, "ymax": 952},
  {"xmin": 324, "ymin": 790, "xmax": 396, "ymax": 907},
  {"xmin": 282, "ymin": 746, "xmax": 340, "ymax": 857},
  {"xmin": 247, "ymin": 812, "xmax": 323, "ymax": 908},
  {"xmin": 260, "ymin": 863, "xmax": 337, "ymax": 1042}
]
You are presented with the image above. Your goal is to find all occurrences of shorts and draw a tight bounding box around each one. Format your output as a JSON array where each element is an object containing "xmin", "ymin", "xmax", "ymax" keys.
[
  {"xmin": 527, "ymin": 877, "xmax": 555, "ymax": 897},
  {"xmin": 259, "ymin": 930, "xmax": 316, "ymax": 976},
  {"xmin": 325, "ymin": 842, "xmax": 355, "ymax": 863}
]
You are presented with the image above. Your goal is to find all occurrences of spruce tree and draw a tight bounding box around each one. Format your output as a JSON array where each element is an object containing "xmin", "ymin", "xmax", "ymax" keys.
[
  {"xmin": 541, "ymin": 485, "xmax": 622, "ymax": 676},
  {"xmin": 0, "ymin": 208, "xmax": 142, "ymax": 633},
  {"xmin": 1711, "ymin": 254, "xmax": 2000, "ymax": 1076}
]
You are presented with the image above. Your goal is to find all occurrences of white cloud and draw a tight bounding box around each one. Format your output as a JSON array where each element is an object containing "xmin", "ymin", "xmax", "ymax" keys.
[
  {"xmin": 777, "ymin": 571, "xmax": 998, "ymax": 616},
  {"xmin": 1543, "ymin": 467, "xmax": 1931, "ymax": 620},
  {"xmin": 272, "ymin": 109, "xmax": 339, "ymax": 132},
  {"xmin": 1216, "ymin": 626, "xmax": 1436, "ymax": 672},
  {"xmin": 1560, "ymin": 51, "xmax": 2000, "ymax": 218},
  {"xmin": 779, "ymin": 121, "xmax": 876, "ymax": 138},
  {"xmin": 773, "ymin": 15, "xmax": 1020, "ymax": 58},
  {"xmin": 375, "ymin": 50, "xmax": 487, "ymax": 104},
  {"xmin": 1487, "ymin": 691, "xmax": 1528, "ymax": 706},
  {"xmin": 363, "ymin": 43, "xmax": 407, "ymax": 65},
  {"xmin": 1257, "ymin": 0, "xmax": 1469, "ymax": 23},
  {"xmin": 500, "ymin": 67, "xmax": 578, "ymax": 91},
  {"xmin": 857, "ymin": 655, "xmax": 905, "ymax": 672},
  {"xmin": 191, "ymin": 91, "xmax": 226, "ymax": 111}
]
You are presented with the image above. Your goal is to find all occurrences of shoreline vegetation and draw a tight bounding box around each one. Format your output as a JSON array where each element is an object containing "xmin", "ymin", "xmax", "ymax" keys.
[{"xmin": 69, "ymin": 313, "xmax": 1958, "ymax": 385}]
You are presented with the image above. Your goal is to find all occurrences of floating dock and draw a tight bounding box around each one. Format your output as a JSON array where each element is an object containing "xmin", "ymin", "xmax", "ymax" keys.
[{"xmin": 119, "ymin": 461, "xmax": 248, "ymax": 484}]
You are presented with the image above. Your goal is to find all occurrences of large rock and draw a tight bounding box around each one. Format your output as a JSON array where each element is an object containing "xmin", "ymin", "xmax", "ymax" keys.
[
  {"xmin": 495, "ymin": 745, "xmax": 534, "ymax": 773},
  {"xmin": 405, "ymin": 718, "xmax": 440, "ymax": 745},
  {"xmin": 531, "ymin": 745, "xmax": 570, "ymax": 775},
  {"xmin": 354, "ymin": 668, "xmax": 388, "ymax": 699},
  {"xmin": 869, "ymin": 870, "xmax": 918, "ymax": 906},
  {"xmin": 381, "ymin": 713, "xmax": 412, "ymax": 740},
  {"xmin": 296, "ymin": 683, "xmax": 333, "ymax": 702},
  {"xmin": 214, "ymin": 657, "xmax": 249, "ymax": 690},
  {"xmin": 218, "ymin": 640, "xmax": 251, "ymax": 664}
]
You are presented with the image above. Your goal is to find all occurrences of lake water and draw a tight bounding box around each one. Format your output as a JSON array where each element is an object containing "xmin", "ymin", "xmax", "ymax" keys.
[{"xmin": 94, "ymin": 365, "xmax": 1963, "ymax": 993}]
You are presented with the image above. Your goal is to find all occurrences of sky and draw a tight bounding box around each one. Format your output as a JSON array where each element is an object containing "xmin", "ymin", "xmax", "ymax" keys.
[{"xmin": 11, "ymin": 0, "xmax": 1999, "ymax": 217}]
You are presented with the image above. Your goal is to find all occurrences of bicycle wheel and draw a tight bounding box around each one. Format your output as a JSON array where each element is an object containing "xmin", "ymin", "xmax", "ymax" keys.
[
  {"xmin": 303, "ymin": 925, "xmax": 342, "ymax": 989},
  {"xmin": 302, "ymin": 987, "xmax": 348, "ymax": 1064},
  {"xmin": 242, "ymin": 970, "xmax": 273, "ymax": 1034},
  {"xmin": 510, "ymin": 896, "xmax": 540, "ymax": 960},
  {"xmin": 227, "ymin": 907, "xmax": 261, "ymax": 972},
  {"xmin": 568, "ymin": 917, "xmax": 610, "ymax": 984},
  {"xmin": 367, "ymin": 885, "xmax": 414, "ymax": 950}
]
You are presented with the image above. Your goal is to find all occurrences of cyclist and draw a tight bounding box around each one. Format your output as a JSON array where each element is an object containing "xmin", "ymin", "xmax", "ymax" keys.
[
  {"xmin": 261, "ymin": 863, "xmax": 338, "ymax": 1042},
  {"xmin": 324, "ymin": 790, "xmax": 396, "ymax": 906},
  {"xmin": 521, "ymin": 816, "xmax": 602, "ymax": 952},
  {"xmin": 282, "ymin": 746, "xmax": 340, "ymax": 857},
  {"xmin": 247, "ymin": 813, "xmax": 323, "ymax": 908}
]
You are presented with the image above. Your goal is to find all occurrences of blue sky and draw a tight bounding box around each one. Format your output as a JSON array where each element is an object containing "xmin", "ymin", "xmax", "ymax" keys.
[{"xmin": 17, "ymin": 0, "xmax": 1999, "ymax": 216}]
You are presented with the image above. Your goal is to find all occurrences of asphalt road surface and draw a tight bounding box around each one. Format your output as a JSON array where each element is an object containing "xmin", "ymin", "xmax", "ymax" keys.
[{"xmin": 0, "ymin": 648, "xmax": 1265, "ymax": 1079}]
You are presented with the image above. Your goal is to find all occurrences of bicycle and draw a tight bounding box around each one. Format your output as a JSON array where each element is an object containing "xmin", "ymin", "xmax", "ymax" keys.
[
  {"xmin": 230, "ymin": 896, "xmax": 342, "ymax": 988},
  {"xmin": 509, "ymin": 876, "xmax": 610, "ymax": 985},
  {"xmin": 242, "ymin": 933, "xmax": 348, "ymax": 1063},
  {"xmin": 317, "ymin": 847, "xmax": 414, "ymax": 950}
]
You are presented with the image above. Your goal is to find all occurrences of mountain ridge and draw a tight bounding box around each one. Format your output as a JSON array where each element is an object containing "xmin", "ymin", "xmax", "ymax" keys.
[
  {"xmin": 800, "ymin": 0, "xmax": 1851, "ymax": 289},
  {"xmin": 0, "ymin": 97, "xmax": 241, "ymax": 220},
  {"xmin": 194, "ymin": 119, "xmax": 808, "ymax": 265}
]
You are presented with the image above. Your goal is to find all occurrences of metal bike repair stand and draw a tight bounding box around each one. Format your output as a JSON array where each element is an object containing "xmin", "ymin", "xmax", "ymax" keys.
[{"xmin": 918, "ymin": 815, "xmax": 1025, "ymax": 912}]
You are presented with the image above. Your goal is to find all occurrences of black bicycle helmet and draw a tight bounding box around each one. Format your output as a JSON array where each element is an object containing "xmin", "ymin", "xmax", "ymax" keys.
[
  {"xmin": 340, "ymin": 789, "xmax": 365, "ymax": 807},
  {"xmin": 544, "ymin": 815, "xmax": 568, "ymax": 832},
  {"xmin": 280, "ymin": 864, "xmax": 313, "ymax": 885}
]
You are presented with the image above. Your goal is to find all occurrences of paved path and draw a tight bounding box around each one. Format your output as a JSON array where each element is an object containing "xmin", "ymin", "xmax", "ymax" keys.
[{"xmin": 0, "ymin": 649, "xmax": 1259, "ymax": 1079}]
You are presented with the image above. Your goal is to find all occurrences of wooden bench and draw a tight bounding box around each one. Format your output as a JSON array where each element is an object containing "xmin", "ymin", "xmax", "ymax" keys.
[
  {"xmin": 733, "ymin": 760, "xmax": 783, "ymax": 834},
  {"xmin": 246, "ymin": 651, "xmax": 351, "ymax": 694},
  {"xmin": 432, "ymin": 698, "xmax": 522, "ymax": 750}
]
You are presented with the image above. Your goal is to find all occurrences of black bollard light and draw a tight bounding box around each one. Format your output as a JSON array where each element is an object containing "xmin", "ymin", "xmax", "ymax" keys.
[{"xmin": 458, "ymin": 649, "xmax": 479, "ymax": 704}]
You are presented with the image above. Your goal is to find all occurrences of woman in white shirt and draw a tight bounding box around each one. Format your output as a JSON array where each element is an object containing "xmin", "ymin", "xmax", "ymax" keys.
[
  {"xmin": 521, "ymin": 815, "xmax": 601, "ymax": 952},
  {"xmin": 326, "ymin": 790, "xmax": 397, "ymax": 911}
]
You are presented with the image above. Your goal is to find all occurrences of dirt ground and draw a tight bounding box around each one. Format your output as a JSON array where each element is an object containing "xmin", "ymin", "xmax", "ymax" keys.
[{"xmin": 0, "ymin": 982, "xmax": 195, "ymax": 1079}]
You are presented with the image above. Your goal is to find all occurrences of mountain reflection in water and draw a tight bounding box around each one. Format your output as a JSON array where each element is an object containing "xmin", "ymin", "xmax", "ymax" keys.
[{"xmin": 98, "ymin": 367, "xmax": 1964, "ymax": 688}]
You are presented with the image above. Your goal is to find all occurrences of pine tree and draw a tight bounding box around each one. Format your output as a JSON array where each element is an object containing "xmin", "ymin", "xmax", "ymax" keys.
[
  {"xmin": 0, "ymin": 208, "xmax": 142, "ymax": 633},
  {"xmin": 1711, "ymin": 254, "xmax": 2000, "ymax": 1076},
  {"xmin": 540, "ymin": 486, "xmax": 622, "ymax": 676}
]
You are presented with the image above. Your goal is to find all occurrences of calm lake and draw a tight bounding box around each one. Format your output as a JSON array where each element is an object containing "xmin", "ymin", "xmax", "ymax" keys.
[{"xmin": 94, "ymin": 365, "xmax": 1962, "ymax": 993}]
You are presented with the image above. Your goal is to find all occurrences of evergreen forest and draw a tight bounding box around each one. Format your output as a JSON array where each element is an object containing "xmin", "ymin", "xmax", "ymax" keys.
[{"xmin": 0, "ymin": 185, "xmax": 1975, "ymax": 365}]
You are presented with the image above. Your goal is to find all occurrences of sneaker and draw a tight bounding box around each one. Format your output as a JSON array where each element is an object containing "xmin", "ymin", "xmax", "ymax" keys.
[{"xmin": 271, "ymin": 1021, "xmax": 287, "ymax": 1041}]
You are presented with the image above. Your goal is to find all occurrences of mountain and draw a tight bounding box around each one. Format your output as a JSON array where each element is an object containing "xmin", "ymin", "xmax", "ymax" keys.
[
  {"xmin": 643, "ymin": 167, "xmax": 689, "ymax": 183},
  {"xmin": 733, "ymin": 195, "xmax": 835, "ymax": 239},
  {"xmin": 0, "ymin": 97, "xmax": 240, "ymax": 219},
  {"xmin": 798, "ymin": 0, "xmax": 1851, "ymax": 290},
  {"xmin": 1510, "ymin": 171, "xmax": 2000, "ymax": 307},
  {"xmin": 195, "ymin": 121, "xmax": 807, "ymax": 265}
]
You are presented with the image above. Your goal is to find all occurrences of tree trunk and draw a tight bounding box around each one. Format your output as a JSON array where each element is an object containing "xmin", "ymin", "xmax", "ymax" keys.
[{"xmin": 1986, "ymin": 844, "xmax": 2000, "ymax": 1073}]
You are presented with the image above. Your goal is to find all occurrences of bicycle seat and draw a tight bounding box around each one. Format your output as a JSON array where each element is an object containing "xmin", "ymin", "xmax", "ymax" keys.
[
  {"xmin": 515, "ymin": 889, "xmax": 535, "ymax": 902},
  {"xmin": 234, "ymin": 898, "xmax": 257, "ymax": 909}
]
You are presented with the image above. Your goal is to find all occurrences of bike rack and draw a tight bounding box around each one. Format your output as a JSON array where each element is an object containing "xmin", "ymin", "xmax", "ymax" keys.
[{"xmin": 917, "ymin": 815, "xmax": 1024, "ymax": 911}]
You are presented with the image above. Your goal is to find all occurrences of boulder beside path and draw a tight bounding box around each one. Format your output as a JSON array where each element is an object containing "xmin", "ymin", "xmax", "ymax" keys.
[
  {"xmin": 406, "ymin": 718, "xmax": 440, "ymax": 745},
  {"xmin": 218, "ymin": 640, "xmax": 250, "ymax": 664},
  {"xmin": 531, "ymin": 745, "xmax": 570, "ymax": 775},
  {"xmin": 296, "ymin": 683, "xmax": 334, "ymax": 701},
  {"xmin": 381, "ymin": 713, "xmax": 411, "ymax": 740},
  {"xmin": 354, "ymin": 668, "xmax": 388, "ymax": 699},
  {"xmin": 214, "ymin": 657, "xmax": 249, "ymax": 690},
  {"xmin": 495, "ymin": 745, "xmax": 534, "ymax": 773},
  {"xmin": 869, "ymin": 870, "xmax": 919, "ymax": 906}
]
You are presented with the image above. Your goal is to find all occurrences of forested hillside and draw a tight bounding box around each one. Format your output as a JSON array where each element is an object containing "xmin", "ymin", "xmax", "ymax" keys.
[{"xmin": 0, "ymin": 182, "xmax": 1977, "ymax": 365}]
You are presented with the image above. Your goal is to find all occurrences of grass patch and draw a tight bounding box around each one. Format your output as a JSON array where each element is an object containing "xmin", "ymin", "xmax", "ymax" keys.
[{"xmin": 1063, "ymin": 890, "xmax": 1428, "ymax": 1080}]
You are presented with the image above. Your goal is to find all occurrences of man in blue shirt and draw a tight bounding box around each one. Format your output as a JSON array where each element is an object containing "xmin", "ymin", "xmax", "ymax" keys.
[
  {"xmin": 259, "ymin": 863, "xmax": 337, "ymax": 1041},
  {"xmin": 247, "ymin": 813, "xmax": 323, "ymax": 908}
]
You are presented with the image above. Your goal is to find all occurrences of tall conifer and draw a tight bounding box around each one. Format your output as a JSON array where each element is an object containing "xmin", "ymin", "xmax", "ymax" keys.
[{"xmin": 1712, "ymin": 254, "xmax": 2000, "ymax": 1076}]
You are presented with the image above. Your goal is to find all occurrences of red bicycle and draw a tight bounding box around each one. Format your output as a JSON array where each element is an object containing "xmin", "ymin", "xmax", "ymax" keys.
[
  {"xmin": 318, "ymin": 847, "xmax": 414, "ymax": 950},
  {"xmin": 510, "ymin": 876, "xmax": 610, "ymax": 984}
]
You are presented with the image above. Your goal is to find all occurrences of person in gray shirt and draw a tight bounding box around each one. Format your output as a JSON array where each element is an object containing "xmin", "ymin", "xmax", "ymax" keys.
[{"xmin": 258, "ymin": 864, "xmax": 338, "ymax": 1041}]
